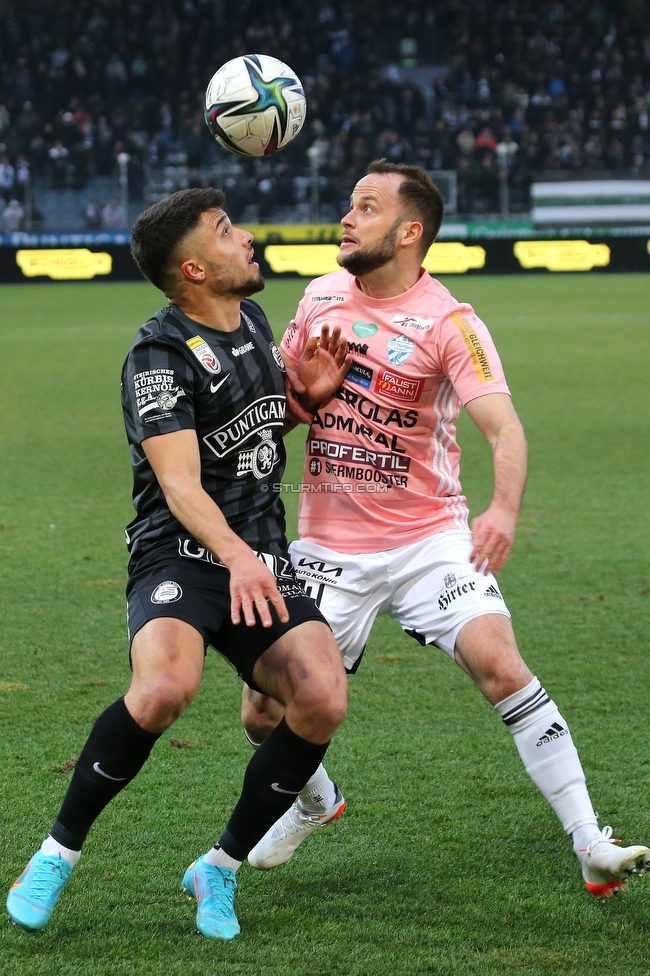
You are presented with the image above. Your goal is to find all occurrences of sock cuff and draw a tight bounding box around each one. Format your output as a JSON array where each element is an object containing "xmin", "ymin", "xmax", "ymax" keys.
[
  {"xmin": 117, "ymin": 697, "xmax": 163, "ymax": 743},
  {"xmin": 494, "ymin": 676, "xmax": 551, "ymax": 727},
  {"xmin": 274, "ymin": 718, "xmax": 330, "ymax": 768}
]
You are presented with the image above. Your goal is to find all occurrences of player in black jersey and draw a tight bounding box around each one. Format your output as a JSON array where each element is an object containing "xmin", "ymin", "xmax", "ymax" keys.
[{"xmin": 7, "ymin": 188, "xmax": 350, "ymax": 941}]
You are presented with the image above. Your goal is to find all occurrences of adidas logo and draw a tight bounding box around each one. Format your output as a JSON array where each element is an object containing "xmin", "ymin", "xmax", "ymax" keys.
[
  {"xmin": 484, "ymin": 585, "xmax": 503, "ymax": 600},
  {"xmin": 536, "ymin": 722, "xmax": 568, "ymax": 746}
]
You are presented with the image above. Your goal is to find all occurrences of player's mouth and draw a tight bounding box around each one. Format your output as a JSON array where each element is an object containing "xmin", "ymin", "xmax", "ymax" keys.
[
  {"xmin": 340, "ymin": 235, "xmax": 358, "ymax": 248},
  {"xmin": 247, "ymin": 249, "xmax": 258, "ymax": 268}
]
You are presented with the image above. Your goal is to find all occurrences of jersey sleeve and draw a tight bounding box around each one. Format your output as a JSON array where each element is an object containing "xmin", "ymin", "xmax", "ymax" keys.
[
  {"xmin": 436, "ymin": 307, "xmax": 511, "ymax": 405},
  {"xmin": 122, "ymin": 337, "xmax": 197, "ymax": 444},
  {"xmin": 279, "ymin": 294, "xmax": 310, "ymax": 363}
]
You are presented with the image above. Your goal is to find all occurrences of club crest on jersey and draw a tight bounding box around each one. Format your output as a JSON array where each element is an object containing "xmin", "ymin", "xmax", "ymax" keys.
[
  {"xmin": 237, "ymin": 428, "xmax": 280, "ymax": 480},
  {"xmin": 151, "ymin": 581, "xmax": 182, "ymax": 604},
  {"xmin": 186, "ymin": 335, "xmax": 221, "ymax": 374},
  {"xmin": 391, "ymin": 313, "xmax": 433, "ymax": 331},
  {"xmin": 270, "ymin": 342, "xmax": 286, "ymax": 372},
  {"xmin": 386, "ymin": 335, "xmax": 415, "ymax": 366}
]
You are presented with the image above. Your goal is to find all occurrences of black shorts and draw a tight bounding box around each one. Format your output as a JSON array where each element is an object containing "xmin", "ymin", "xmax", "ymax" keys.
[{"xmin": 126, "ymin": 550, "xmax": 329, "ymax": 691}]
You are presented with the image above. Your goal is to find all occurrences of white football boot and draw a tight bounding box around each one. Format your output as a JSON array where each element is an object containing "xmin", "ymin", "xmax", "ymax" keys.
[
  {"xmin": 248, "ymin": 785, "xmax": 346, "ymax": 870},
  {"xmin": 581, "ymin": 826, "xmax": 650, "ymax": 899}
]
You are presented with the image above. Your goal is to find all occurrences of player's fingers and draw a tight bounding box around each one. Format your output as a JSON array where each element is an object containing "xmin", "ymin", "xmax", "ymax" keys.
[
  {"xmin": 240, "ymin": 592, "xmax": 259, "ymax": 628},
  {"xmin": 333, "ymin": 333, "xmax": 349, "ymax": 366},
  {"xmin": 253, "ymin": 592, "xmax": 274, "ymax": 628},
  {"xmin": 336, "ymin": 353, "xmax": 353, "ymax": 381},
  {"xmin": 230, "ymin": 591, "xmax": 242, "ymax": 626},
  {"xmin": 319, "ymin": 323, "xmax": 331, "ymax": 352},
  {"xmin": 302, "ymin": 334, "xmax": 320, "ymax": 361},
  {"xmin": 267, "ymin": 587, "xmax": 290, "ymax": 624}
]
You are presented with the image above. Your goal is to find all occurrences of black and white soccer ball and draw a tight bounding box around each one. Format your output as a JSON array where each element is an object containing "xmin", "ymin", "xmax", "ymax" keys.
[{"xmin": 204, "ymin": 54, "xmax": 307, "ymax": 157}]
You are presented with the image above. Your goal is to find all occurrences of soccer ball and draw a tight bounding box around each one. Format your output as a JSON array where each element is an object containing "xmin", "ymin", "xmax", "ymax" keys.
[{"xmin": 205, "ymin": 54, "xmax": 307, "ymax": 157}]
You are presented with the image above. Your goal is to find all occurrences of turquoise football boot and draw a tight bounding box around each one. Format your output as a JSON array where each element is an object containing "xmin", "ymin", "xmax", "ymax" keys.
[
  {"xmin": 7, "ymin": 852, "xmax": 73, "ymax": 930},
  {"xmin": 181, "ymin": 855, "xmax": 240, "ymax": 940}
]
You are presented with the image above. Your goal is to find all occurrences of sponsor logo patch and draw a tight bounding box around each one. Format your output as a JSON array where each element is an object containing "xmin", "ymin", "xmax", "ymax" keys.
[
  {"xmin": 236, "ymin": 429, "xmax": 280, "ymax": 479},
  {"xmin": 438, "ymin": 578, "xmax": 477, "ymax": 611},
  {"xmin": 312, "ymin": 295, "xmax": 345, "ymax": 302},
  {"xmin": 270, "ymin": 342, "xmax": 286, "ymax": 371},
  {"xmin": 391, "ymin": 313, "xmax": 433, "ymax": 331},
  {"xmin": 151, "ymin": 581, "xmax": 182, "ymax": 604},
  {"xmin": 374, "ymin": 368, "xmax": 423, "ymax": 403},
  {"xmin": 203, "ymin": 395, "xmax": 285, "ymax": 458},
  {"xmin": 134, "ymin": 368, "xmax": 186, "ymax": 417},
  {"xmin": 231, "ymin": 341, "xmax": 254, "ymax": 358},
  {"xmin": 387, "ymin": 334, "xmax": 415, "ymax": 366},
  {"xmin": 352, "ymin": 320, "xmax": 378, "ymax": 338},
  {"xmin": 450, "ymin": 314, "xmax": 494, "ymax": 382},
  {"xmin": 186, "ymin": 335, "xmax": 221, "ymax": 374},
  {"xmin": 348, "ymin": 341, "xmax": 369, "ymax": 356},
  {"xmin": 347, "ymin": 362, "xmax": 373, "ymax": 389}
]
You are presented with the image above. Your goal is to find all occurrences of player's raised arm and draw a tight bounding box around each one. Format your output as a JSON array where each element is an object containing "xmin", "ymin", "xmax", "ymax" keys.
[
  {"xmin": 283, "ymin": 322, "xmax": 351, "ymax": 428},
  {"xmin": 142, "ymin": 428, "xmax": 289, "ymax": 627},
  {"xmin": 464, "ymin": 393, "xmax": 528, "ymax": 575}
]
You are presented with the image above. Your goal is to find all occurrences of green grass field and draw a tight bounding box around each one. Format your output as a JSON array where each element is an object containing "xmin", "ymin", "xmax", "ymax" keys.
[{"xmin": 0, "ymin": 274, "xmax": 649, "ymax": 976}]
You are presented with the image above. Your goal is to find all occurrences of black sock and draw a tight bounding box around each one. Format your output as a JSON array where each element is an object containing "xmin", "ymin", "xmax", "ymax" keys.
[
  {"xmin": 217, "ymin": 718, "xmax": 329, "ymax": 862},
  {"xmin": 51, "ymin": 697, "xmax": 161, "ymax": 850}
]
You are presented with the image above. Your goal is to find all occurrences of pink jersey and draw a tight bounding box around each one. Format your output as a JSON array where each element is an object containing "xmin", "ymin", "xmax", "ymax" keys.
[{"xmin": 281, "ymin": 268, "xmax": 511, "ymax": 552}]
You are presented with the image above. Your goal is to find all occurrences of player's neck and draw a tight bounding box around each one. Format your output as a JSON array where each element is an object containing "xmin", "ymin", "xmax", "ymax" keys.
[
  {"xmin": 355, "ymin": 263, "xmax": 422, "ymax": 300},
  {"xmin": 172, "ymin": 293, "xmax": 242, "ymax": 333}
]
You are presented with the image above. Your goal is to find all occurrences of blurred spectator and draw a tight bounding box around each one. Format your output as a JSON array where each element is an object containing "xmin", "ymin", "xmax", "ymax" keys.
[
  {"xmin": 2, "ymin": 198, "xmax": 24, "ymax": 232},
  {"xmin": 101, "ymin": 198, "xmax": 126, "ymax": 228},
  {"xmin": 0, "ymin": 155, "xmax": 14, "ymax": 201},
  {"xmin": 48, "ymin": 141, "xmax": 69, "ymax": 190},
  {"xmin": 84, "ymin": 201, "xmax": 102, "ymax": 230}
]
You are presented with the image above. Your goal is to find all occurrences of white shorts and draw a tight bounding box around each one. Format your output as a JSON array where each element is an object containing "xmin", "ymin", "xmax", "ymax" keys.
[{"xmin": 290, "ymin": 530, "xmax": 511, "ymax": 673}]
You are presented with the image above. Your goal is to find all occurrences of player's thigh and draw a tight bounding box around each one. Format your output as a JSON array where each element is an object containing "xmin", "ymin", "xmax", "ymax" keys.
[
  {"xmin": 128, "ymin": 616, "xmax": 205, "ymax": 700},
  {"xmin": 289, "ymin": 538, "xmax": 386, "ymax": 673},
  {"xmin": 252, "ymin": 619, "xmax": 348, "ymax": 717},
  {"xmin": 388, "ymin": 530, "xmax": 512, "ymax": 660},
  {"xmin": 454, "ymin": 613, "xmax": 532, "ymax": 702}
]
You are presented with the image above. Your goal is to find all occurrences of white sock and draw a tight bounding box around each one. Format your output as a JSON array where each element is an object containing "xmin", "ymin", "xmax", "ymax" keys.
[
  {"xmin": 203, "ymin": 845, "xmax": 242, "ymax": 872},
  {"xmin": 41, "ymin": 834, "xmax": 81, "ymax": 867},
  {"xmin": 571, "ymin": 822, "xmax": 603, "ymax": 862},
  {"xmin": 495, "ymin": 677, "xmax": 599, "ymax": 849},
  {"xmin": 298, "ymin": 764, "xmax": 337, "ymax": 814}
]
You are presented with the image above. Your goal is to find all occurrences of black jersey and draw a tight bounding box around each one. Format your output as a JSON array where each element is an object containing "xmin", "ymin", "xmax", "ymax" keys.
[{"xmin": 121, "ymin": 300, "xmax": 289, "ymax": 560}]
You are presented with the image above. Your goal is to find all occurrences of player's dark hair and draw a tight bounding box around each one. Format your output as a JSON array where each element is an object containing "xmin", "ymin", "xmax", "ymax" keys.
[
  {"xmin": 366, "ymin": 159, "xmax": 444, "ymax": 256},
  {"xmin": 130, "ymin": 187, "xmax": 226, "ymax": 294}
]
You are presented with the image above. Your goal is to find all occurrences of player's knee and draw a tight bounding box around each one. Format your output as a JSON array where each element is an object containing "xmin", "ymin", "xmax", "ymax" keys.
[
  {"xmin": 296, "ymin": 676, "xmax": 348, "ymax": 734},
  {"xmin": 139, "ymin": 672, "xmax": 198, "ymax": 726}
]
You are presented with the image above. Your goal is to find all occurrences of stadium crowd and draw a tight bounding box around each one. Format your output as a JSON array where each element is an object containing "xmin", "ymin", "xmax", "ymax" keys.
[{"xmin": 0, "ymin": 0, "xmax": 649, "ymax": 227}]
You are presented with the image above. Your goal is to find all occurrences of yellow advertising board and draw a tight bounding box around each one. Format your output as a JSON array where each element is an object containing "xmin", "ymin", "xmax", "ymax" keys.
[
  {"xmin": 265, "ymin": 244, "xmax": 341, "ymax": 276},
  {"xmin": 422, "ymin": 242, "xmax": 486, "ymax": 273},
  {"xmin": 16, "ymin": 249, "xmax": 113, "ymax": 280},
  {"xmin": 513, "ymin": 240, "xmax": 610, "ymax": 272}
]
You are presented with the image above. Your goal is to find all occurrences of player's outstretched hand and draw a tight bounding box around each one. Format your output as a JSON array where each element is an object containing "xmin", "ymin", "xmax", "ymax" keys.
[
  {"xmin": 292, "ymin": 323, "xmax": 352, "ymax": 409},
  {"xmin": 229, "ymin": 546, "xmax": 289, "ymax": 628},
  {"xmin": 470, "ymin": 506, "xmax": 517, "ymax": 575}
]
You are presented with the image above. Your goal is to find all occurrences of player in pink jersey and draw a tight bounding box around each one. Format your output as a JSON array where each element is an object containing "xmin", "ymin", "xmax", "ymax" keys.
[{"xmin": 242, "ymin": 161, "xmax": 649, "ymax": 899}]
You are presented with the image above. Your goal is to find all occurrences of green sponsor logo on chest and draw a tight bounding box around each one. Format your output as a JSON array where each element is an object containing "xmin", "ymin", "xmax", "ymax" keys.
[{"xmin": 352, "ymin": 320, "xmax": 378, "ymax": 338}]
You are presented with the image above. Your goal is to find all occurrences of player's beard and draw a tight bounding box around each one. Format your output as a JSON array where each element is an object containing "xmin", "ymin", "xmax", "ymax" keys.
[
  {"xmin": 210, "ymin": 260, "xmax": 265, "ymax": 298},
  {"xmin": 337, "ymin": 218, "xmax": 401, "ymax": 277}
]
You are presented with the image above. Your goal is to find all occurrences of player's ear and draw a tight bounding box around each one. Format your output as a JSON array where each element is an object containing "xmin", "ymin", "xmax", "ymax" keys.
[
  {"xmin": 180, "ymin": 257, "xmax": 206, "ymax": 283},
  {"xmin": 401, "ymin": 220, "xmax": 424, "ymax": 249}
]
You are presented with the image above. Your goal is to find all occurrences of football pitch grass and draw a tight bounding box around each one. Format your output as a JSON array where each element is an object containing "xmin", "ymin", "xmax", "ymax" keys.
[{"xmin": 0, "ymin": 273, "xmax": 649, "ymax": 976}]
